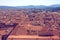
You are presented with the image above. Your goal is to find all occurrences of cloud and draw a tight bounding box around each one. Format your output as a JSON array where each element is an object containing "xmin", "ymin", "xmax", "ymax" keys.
[{"xmin": 0, "ymin": 0, "xmax": 60, "ymax": 6}]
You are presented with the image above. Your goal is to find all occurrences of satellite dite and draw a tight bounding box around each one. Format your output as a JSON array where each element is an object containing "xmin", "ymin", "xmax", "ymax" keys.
[{"xmin": 0, "ymin": 21, "xmax": 18, "ymax": 40}]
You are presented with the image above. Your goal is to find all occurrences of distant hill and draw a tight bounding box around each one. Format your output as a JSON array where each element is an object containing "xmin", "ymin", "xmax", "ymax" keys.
[
  {"xmin": 51, "ymin": 4, "xmax": 60, "ymax": 7},
  {"xmin": 0, "ymin": 4, "xmax": 60, "ymax": 9},
  {"xmin": 15, "ymin": 4, "xmax": 60, "ymax": 8},
  {"xmin": 16, "ymin": 5, "xmax": 47, "ymax": 9},
  {"xmin": 0, "ymin": 6, "xmax": 16, "ymax": 9}
]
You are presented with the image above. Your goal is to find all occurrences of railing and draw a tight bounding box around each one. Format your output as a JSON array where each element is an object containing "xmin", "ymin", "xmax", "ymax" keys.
[{"xmin": 7, "ymin": 35, "xmax": 59, "ymax": 40}]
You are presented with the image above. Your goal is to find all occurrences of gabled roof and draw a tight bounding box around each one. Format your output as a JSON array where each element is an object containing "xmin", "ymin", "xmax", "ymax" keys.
[{"xmin": 0, "ymin": 22, "xmax": 18, "ymax": 29}]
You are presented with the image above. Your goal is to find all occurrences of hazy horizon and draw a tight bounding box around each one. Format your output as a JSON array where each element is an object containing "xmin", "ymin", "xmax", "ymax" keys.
[{"xmin": 0, "ymin": 0, "xmax": 60, "ymax": 6}]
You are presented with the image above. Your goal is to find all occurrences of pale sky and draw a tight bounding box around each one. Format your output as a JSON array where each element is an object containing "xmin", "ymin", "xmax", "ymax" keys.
[{"xmin": 0, "ymin": 0, "xmax": 60, "ymax": 6}]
